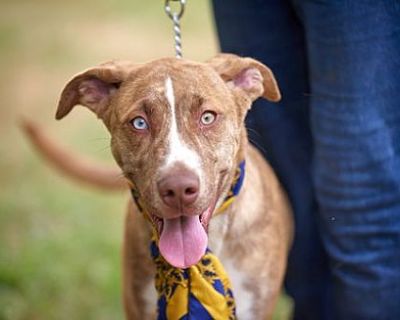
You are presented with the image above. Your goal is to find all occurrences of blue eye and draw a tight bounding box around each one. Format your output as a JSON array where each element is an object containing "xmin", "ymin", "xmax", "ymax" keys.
[
  {"xmin": 130, "ymin": 116, "xmax": 149, "ymax": 130},
  {"xmin": 200, "ymin": 111, "xmax": 217, "ymax": 126}
]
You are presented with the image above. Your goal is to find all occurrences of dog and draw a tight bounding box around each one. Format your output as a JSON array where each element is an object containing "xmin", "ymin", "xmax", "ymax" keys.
[{"xmin": 23, "ymin": 53, "xmax": 293, "ymax": 319}]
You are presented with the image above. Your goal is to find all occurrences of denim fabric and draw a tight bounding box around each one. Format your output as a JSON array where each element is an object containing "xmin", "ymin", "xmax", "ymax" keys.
[{"xmin": 212, "ymin": 1, "xmax": 400, "ymax": 319}]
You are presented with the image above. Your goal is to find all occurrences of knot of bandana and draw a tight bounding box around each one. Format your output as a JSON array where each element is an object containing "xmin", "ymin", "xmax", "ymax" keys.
[{"xmin": 150, "ymin": 240, "xmax": 236, "ymax": 319}]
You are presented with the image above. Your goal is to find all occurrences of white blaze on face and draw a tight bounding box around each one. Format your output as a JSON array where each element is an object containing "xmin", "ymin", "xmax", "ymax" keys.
[{"xmin": 163, "ymin": 77, "xmax": 202, "ymax": 176}]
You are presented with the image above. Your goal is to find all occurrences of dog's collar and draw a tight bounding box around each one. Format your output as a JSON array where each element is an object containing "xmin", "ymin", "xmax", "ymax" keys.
[
  {"xmin": 214, "ymin": 160, "xmax": 246, "ymax": 216},
  {"xmin": 130, "ymin": 160, "xmax": 246, "ymax": 217}
]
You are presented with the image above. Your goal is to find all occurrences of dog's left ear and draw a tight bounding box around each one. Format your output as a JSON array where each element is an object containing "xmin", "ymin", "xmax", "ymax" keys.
[{"xmin": 207, "ymin": 53, "xmax": 281, "ymax": 103}]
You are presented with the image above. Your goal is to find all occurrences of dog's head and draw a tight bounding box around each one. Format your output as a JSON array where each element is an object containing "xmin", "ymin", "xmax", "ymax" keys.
[{"xmin": 56, "ymin": 54, "xmax": 280, "ymax": 268}]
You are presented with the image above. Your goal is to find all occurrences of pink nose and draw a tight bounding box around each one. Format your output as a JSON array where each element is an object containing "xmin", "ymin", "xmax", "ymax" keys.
[{"xmin": 158, "ymin": 167, "xmax": 199, "ymax": 210}]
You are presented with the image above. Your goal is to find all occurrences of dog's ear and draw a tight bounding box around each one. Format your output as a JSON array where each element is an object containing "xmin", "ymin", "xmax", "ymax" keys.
[
  {"xmin": 56, "ymin": 60, "xmax": 135, "ymax": 120},
  {"xmin": 207, "ymin": 53, "xmax": 281, "ymax": 102}
]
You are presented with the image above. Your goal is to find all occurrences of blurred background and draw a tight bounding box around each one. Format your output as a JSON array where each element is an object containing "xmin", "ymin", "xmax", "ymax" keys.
[{"xmin": 0, "ymin": 0, "xmax": 291, "ymax": 319}]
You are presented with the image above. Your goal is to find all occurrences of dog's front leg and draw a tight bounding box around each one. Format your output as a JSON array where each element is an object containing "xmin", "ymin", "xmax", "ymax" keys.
[{"xmin": 122, "ymin": 203, "xmax": 156, "ymax": 319}]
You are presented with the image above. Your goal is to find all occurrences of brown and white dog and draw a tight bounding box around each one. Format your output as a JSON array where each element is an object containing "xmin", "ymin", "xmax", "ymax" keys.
[{"xmin": 23, "ymin": 54, "xmax": 293, "ymax": 319}]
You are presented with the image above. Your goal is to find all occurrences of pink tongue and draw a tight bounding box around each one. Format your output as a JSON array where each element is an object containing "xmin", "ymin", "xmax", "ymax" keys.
[{"xmin": 159, "ymin": 216, "xmax": 208, "ymax": 269}]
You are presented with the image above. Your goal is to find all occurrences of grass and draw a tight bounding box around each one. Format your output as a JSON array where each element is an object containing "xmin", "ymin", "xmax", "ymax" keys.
[{"xmin": 0, "ymin": 1, "xmax": 292, "ymax": 319}]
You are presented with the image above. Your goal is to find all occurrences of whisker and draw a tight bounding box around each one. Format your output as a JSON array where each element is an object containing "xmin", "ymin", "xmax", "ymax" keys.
[
  {"xmin": 248, "ymin": 137, "xmax": 268, "ymax": 156},
  {"xmin": 95, "ymin": 145, "xmax": 112, "ymax": 153},
  {"xmin": 88, "ymin": 137, "xmax": 110, "ymax": 142}
]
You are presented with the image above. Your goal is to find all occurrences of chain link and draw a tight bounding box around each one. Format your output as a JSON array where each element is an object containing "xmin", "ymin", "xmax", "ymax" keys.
[{"xmin": 165, "ymin": 0, "xmax": 186, "ymax": 59}]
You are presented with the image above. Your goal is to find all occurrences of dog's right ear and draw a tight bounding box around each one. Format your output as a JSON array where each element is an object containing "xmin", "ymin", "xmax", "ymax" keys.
[{"xmin": 56, "ymin": 60, "xmax": 135, "ymax": 120}]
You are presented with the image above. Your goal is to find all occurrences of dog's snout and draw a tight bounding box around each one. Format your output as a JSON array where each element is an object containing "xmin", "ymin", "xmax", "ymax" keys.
[{"xmin": 158, "ymin": 168, "xmax": 199, "ymax": 210}]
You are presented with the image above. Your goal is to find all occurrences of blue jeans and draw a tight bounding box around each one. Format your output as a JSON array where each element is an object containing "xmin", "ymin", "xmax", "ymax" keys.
[{"xmin": 212, "ymin": 1, "xmax": 400, "ymax": 319}]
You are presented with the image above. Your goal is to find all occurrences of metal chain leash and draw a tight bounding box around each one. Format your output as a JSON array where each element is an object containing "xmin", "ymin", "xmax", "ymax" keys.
[{"xmin": 164, "ymin": 0, "xmax": 186, "ymax": 59}]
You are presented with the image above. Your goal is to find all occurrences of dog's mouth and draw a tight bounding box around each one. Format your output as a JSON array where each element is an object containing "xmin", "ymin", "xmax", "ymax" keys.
[
  {"xmin": 138, "ymin": 168, "xmax": 231, "ymax": 269},
  {"xmin": 147, "ymin": 202, "xmax": 216, "ymax": 269}
]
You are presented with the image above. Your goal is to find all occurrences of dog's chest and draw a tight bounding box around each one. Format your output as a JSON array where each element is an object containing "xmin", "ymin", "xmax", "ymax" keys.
[
  {"xmin": 142, "ymin": 280, "xmax": 157, "ymax": 318},
  {"xmin": 209, "ymin": 214, "xmax": 261, "ymax": 318},
  {"xmin": 221, "ymin": 257, "xmax": 255, "ymax": 319}
]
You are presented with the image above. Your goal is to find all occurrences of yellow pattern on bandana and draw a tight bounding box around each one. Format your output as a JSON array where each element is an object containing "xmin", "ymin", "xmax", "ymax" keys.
[{"xmin": 150, "ymin": 240, "xmax": 236, "ymax": 319}]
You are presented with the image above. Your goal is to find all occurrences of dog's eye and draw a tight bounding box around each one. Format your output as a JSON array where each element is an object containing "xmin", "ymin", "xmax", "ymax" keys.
[
  {"xmin": 130, "ymin": 116, "xmax": 149, "ymax": 130},
  {"xmin": 200, "ymin": 111, "xmax": 217, "ymax": 126}
]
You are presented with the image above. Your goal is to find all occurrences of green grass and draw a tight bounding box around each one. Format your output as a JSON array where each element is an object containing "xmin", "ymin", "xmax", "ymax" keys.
[{"xmin": 0, "ymin": 1, "xmax": 292, "ymax": 319}]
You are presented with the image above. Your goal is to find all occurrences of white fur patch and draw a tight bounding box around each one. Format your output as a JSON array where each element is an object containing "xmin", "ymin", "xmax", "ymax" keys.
[
  {"xmin": 208, "ymin": 213, "xmax": 229, "ymax": 256},
  {"xmin": 142, "ymin": 281, "xmax": 157, "ymax": 316},
  {"xmin": 222, "ymin": 258, "xmax": 254, "ymax": 319},
  {"xmin": 163, "ymin": 77, "xmax": 202, "ymax": 176}
]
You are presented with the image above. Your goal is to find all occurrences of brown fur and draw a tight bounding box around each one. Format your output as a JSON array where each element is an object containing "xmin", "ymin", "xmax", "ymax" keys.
[{"xmin": 24, "ymin": 54, "xmax": 293, "ymax": 319}]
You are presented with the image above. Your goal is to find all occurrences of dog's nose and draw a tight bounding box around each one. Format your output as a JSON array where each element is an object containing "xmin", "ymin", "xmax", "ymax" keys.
[{"xmin": 158, "ymin": 167, "xmax": 199, "ymax": 210}]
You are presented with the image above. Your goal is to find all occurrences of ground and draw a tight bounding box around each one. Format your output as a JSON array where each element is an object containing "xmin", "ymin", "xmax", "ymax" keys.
[{"xmin": 0, "ymin": 1, "xmax": 292, "ymax": 318}]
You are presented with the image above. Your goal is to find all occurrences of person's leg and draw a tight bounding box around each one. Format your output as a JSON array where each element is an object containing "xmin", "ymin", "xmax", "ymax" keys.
[
  {"xmin": 298, "ymin": 1, "xmax": 400, "ymax": 318},
  {"xmin": 212, "ymin": 1, "xmax": 332, "ymax": 319}
]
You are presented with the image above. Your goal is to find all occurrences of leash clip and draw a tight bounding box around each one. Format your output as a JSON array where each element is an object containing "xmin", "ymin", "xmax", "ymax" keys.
[
  {"xmin": 164, "ymin": 0, "xmax": 186, "ymax": 59},
  {"xmin": 165, "ymin": 0, "xmax": 185, "ymax": 20}
]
